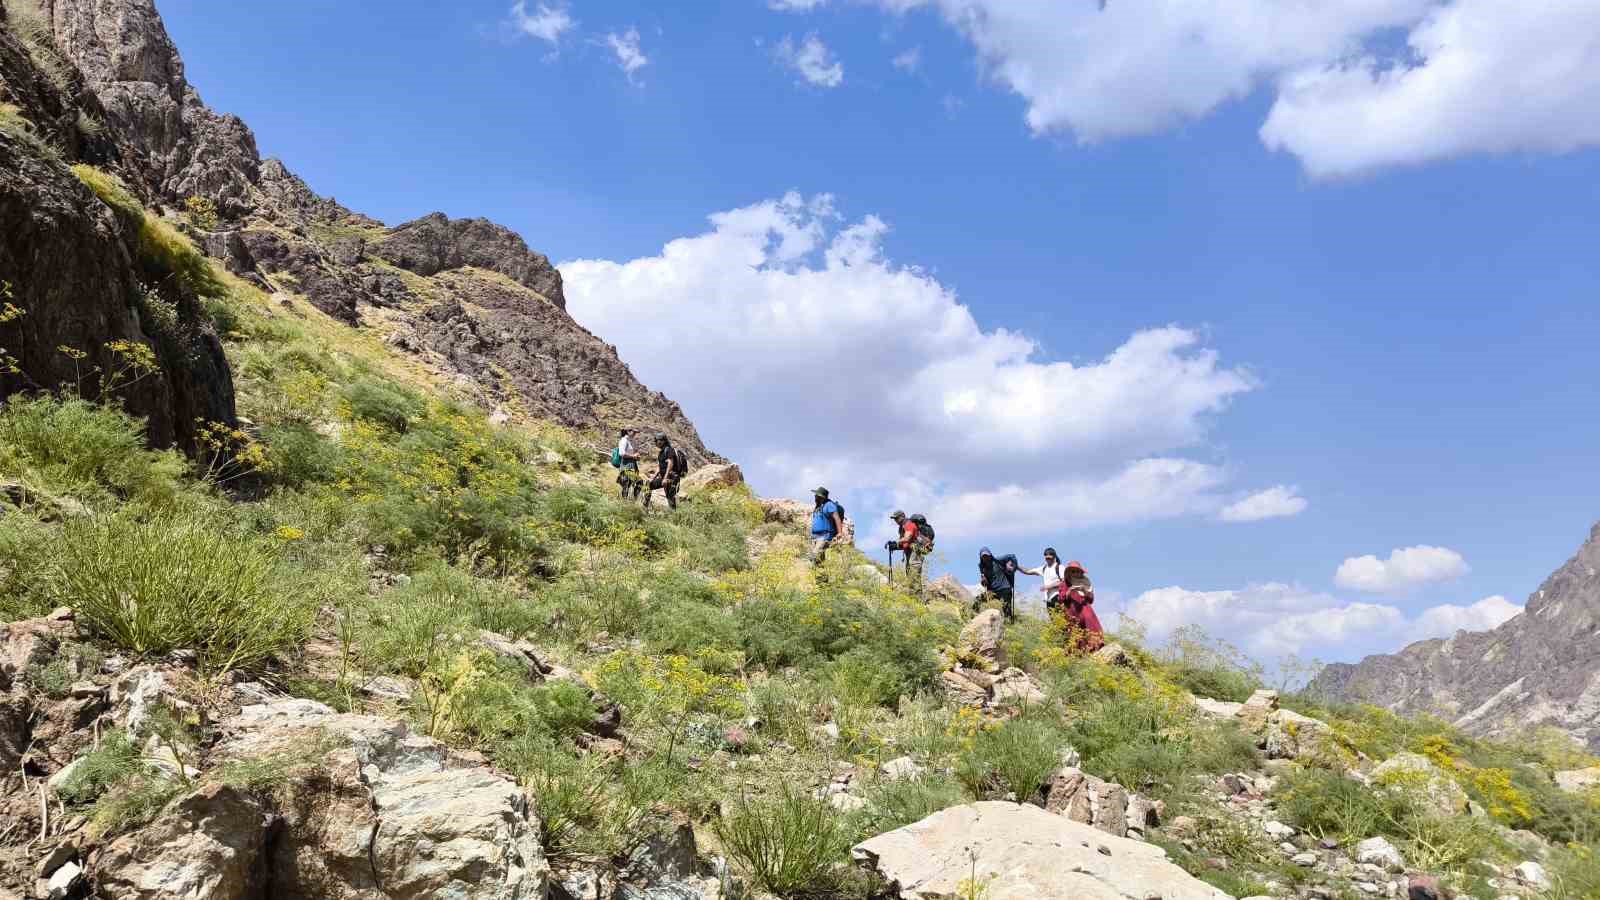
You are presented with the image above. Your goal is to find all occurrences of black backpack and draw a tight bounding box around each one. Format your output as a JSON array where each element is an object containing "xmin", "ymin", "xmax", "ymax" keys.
[
  {"xmin": 910, "ymin": 513, "xmax": 934, "ymax": 548},
  {"xmin": 673, "ymin": 447, "xmax": 690, "ymax": 476}
]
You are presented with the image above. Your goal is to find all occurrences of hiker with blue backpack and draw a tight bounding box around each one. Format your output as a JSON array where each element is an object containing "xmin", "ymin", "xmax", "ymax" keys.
[{"xmin": 977, "ymin": 547, "xmax": 1020, "ymax": 622}]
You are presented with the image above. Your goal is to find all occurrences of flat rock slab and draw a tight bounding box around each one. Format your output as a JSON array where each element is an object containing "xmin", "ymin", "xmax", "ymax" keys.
[{"xmin": 853, "ymin": 801, "xmax": 1232, "ymax": 900}]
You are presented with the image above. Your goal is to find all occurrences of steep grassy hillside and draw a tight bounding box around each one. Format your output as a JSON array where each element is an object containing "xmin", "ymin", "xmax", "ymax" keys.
[{"xmin": 1, "ymin": 175, "xmax": 1596, "ymax": 900}]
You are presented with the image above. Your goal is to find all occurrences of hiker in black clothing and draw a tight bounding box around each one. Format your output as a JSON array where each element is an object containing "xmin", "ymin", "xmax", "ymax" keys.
[
  {"xmin": 977, "ymin": 546, "xmax": 1020, "ymax": 622},
  {"xmin": 644, "ymin": 433, "xmax": 683, "ymax": 510}
]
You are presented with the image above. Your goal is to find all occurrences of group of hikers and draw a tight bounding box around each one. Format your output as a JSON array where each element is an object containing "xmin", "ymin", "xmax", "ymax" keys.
[
  {"xmin": 807, "ymin": 487, "xmax": 1104, "ymax": 654},
  {"xmin": 608, "ymin": 441, "xmax": 1104, "ymax": 653},
  {"xmin": 613, "ymin": 428, "xmax": 688, "ymax": 510}
]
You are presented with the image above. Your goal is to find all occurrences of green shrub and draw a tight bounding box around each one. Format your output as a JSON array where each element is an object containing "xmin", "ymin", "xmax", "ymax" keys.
[
  {"xmin": 59, "ymin": 513, "xmax": 317, "ymax": 673},
  {"xmin": 1274, "ymin": 768, "xmax": 1393, "ymax": 844},
  {"xmin": 0, "ymin": 514, "xmax": 58, "ymax": 620},
  {"xmin": 362, "ymin": 562, "xmax": 539, "ymax": 677},
  {"xmin": 260, "ymin": 424, "xmax": 345, "ymax": 488},
  {"xmin": 88, "ymin": 774, "xmax": 183, "ymax": 838},
  {"xmin": 851, "ymin": 772, "xmax": 967, "ymax": 839},
  {"xmin": 71, "ymin": 165, "xmax": 223, "ymax": 297},
  {"xmin": 336, "ymin": 398, "xmax": 546, "ymax": 566},
  {"xmin": 506, "ymin": 739, "xmax": 676, "ymax": 861},
  {"xmin": 56, "ymin": 730, "xmax": 144, "ymax": 806},
  {"xmin": 340, "ymin": 377, "xmax": 424, "ymax": 432},
  {"xmin": 716, "ymin": 785, "xmax": 855, "ymax": 896},
  {"xmin": 0, "ymin": 394, "xmax": 186, "ymax": 506},
  {"xmin": 956, "ymin": 714, "xmax": 1067, "ymax": 802},
  {"xmin": 1550, "ymin": 845, "xmax": 1600, "ymax": 900}
]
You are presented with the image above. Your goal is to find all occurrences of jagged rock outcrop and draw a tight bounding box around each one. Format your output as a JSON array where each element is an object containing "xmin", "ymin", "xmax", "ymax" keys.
[
  {"xmin": 45, "ymin": 0, "xmax": 262, "ymax": 216},
  {"xmin": 0, "ymin": 12, "xmax": 235, "ymax": 451},
  {"xmin": 1310, "ymin": 521, "xmax": 1600, "ymax": 750},
  {"xmin": 375, "ymin": 212, "xmax": 566, "ymax": 306},
  {"xmin": 853, "ymin": 802, "xmax": 1230, "ymax": 900}
]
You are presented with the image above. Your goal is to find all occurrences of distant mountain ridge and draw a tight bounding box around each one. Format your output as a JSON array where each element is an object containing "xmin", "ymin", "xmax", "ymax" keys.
[
  {"xmin": 1309, "ymin": 521, "xmax": 1600, "ymax": 750},
  {"xmin": 6, "ymin": 0, "xmax": 713, "ymax": 459}
]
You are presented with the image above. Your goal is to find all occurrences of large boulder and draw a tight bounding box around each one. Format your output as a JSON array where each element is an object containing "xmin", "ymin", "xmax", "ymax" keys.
[
  {"xmin": 92, "ymin": 784, "xmax": 269, "ymax": 900},
  {"xmin": 1371, "ymin": 752, "xmax": 1469, "ymax": 816},
  {"xmin": 958, "ymin": 609, "xmax": 1007, "ymax": 672},
  {"xmin": 1044, "ymin": 768, "xmax": 1128, "ymax": 836},
  {"xmin": 681, "ymin": 463, "xmax": 743, "ymax": 492},
  {"xmin": 152, "ymin": 698, "xmax": 551, "ymax": 899},
  {"xmin": 853, "ymin": 802, "xmax": 1231, "ymax": 900},
  {"xmin": 1262, "ymin": 708, "xmax": 1338, "ymax": 761},
  {"xmin": 925, "ymin": 575, "xmax": 974, "ymax": 608},
  {"xmin": 1555, "ymin": 766, "xmax": 1600, "ymax": 794}
]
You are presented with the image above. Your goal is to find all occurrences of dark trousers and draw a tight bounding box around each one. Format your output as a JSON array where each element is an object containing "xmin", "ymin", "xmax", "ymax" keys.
[{"xmin": 645, "ymin": 473, "xmax": 679, "ymax": 509}]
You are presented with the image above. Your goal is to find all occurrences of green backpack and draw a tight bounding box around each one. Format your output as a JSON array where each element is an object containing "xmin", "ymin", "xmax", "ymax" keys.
[{"xmin": 610, "ymin": 447, "xmax": 622, "ymax": 468}]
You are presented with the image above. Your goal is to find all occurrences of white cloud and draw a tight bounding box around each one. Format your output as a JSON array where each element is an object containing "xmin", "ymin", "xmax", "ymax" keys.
[
  {"xmin": 771, "ymin": 0, "xmax": 829, "ymax": 9},
  {"xmin": 604, "ymin": 28, "xmax": 649, "ymax": 82},
  {"xmin": 1219, "ymin": 486, "xmax": 1307, "ymax": 523},
  {"xmin": 1413, "ymin": 595, "xmax": 1522, "ymax": 641},
  {"xmin": 1125, "ymin": 582, "xmax": 1519, "ymax": 661},
  {"xmin": 772, "ymin": 0, "xmax": 1600, "ymax": 174},
  {"xmin": 508, "ymin": 1, "xmax": 575, "ymax": 45},
  {"xmin": 1261, "ymin": 0, "xmax": 1600, "ymax": 177},
  {"xmin": 1127, "ymin": 582, "xmax": 1407, "ymax": 658},
  {"xmin": 561, "ymin": 193, "xmax": 1261, "ymax": 546},
  {"xmin": 1334, "ymin": 545, "xmax": 1469, "ymax": 594},
  {"xmin": 892, "ymin": 47, "xmax": 922, "ymax": 73},
  {"xmin": 851, "ymin": 0, "xmax": 1434, "ymax": 140},
  {"xmin": 777, "ymin": 33, "xmax": 845, "ymax": 87}
]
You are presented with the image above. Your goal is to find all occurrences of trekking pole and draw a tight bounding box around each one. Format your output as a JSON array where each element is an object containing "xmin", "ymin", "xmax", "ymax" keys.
[{"xmin": 886, "ymin": 545, "xmax": 895, "ymax": 587}]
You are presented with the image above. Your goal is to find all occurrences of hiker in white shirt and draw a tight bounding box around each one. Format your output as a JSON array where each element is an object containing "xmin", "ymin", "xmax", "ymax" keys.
[
  {"xmin": 615, "ymin": 429, "xmax": 642, "ymax": 500},
  {"xmin": 1021, "ymin": 547, "xmax": 1066, "ymax": 605}
]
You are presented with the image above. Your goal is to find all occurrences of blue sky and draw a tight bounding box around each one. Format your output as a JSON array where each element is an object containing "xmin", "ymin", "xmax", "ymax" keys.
[{"xmin": 157, "ymin": 0, "xmax": 1600, "ymax": 667}]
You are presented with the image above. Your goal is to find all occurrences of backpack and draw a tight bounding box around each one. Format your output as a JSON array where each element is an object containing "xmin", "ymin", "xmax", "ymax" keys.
[
  {"xmin": 673, "ymin": 447, "xmax": 690, "ymax": 476},
  {"xmin": 909, "ymin": 513, "xmax": 935, "ymax": 549},
  {"xmin": 610, "ymin": 447, "xmax": 622, "ymax": 468}
]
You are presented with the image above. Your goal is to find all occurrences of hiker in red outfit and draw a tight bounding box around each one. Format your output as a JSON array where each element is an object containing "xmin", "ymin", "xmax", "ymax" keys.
[{"xmin": 1050, "ymin": 560, "xmax": 1104, "ymax": 654}]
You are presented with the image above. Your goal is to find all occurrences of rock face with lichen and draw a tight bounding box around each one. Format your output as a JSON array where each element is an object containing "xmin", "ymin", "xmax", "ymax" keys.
[{"xmin": 1310, "ymin": 521, "xmax": 1600, "ymax": 750}]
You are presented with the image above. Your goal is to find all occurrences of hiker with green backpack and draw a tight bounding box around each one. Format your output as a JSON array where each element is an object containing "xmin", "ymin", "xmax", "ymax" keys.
[
  {"xmin": 611, "ymin": 428, "xmax": 642, "ymax": 500},
  {"xmin": 887, "ymin": 510, "xmax": 934, "ymax": 597}
]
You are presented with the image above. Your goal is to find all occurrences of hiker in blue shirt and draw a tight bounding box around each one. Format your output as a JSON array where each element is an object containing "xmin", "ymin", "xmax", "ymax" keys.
[{"xmin": 809, "ymin": 486, "xmax": 844, "ymax": 565}]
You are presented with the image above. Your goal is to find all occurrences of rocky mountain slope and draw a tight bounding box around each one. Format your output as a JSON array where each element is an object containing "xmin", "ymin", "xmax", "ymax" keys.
[
  {"xmin": 2, "ymin": 2, "xmax": 1598, "ymax": 900},
  {"xmin": 0, "ymin": 0, "xmax": 711, "ymax": 459},
  {"xmin": 1310, "ymin": 522, "xmax": 1600, "ymax": 750}
]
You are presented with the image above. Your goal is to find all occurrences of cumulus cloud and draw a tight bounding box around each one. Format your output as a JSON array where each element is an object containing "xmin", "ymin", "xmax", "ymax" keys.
[
  {"xmin": 1126, "ymin": 583, "xmax": 1403, "ymax": 657},
  {"xmin": 892, "ymin": 47, "xmax": 922, "ymax": 73},
  {"xmin": 1219, "ymin": 486, "xmax": 1308, "ymax": 523},
  {"xmin": 777, "ymin": 33, "xmax": 845, "ymax": 87},
  {"xmin": 1413, "ymin": 595, "xmax": 1522, "ymax": 640},
  {"xmin": 845, "ymin": 0, "xmax": 1433, "ymax": 140},
  {"xmin": 1261, "ymin": 0, "xmax": 1600, "ymax": 177},
  {"xmin": 561, "ymin": 193, "xmax": 1260, "ymax": 543},
  {"xmin": 508, "ymin": 1, "xmax": 575, "ymax": 45},
  {"xmin": 1334, "ymin": 545, "xmax": 1469, "ymax": 594},
  {"xmin": 1126, "ymin": 583, "xmax": 1519, "ymax": 660},
  {"xmin": 771, "ymin": 0, "xmax": 1600, "ymax": 174},
  {"xmin": 604, "ymin": 28, "xmax": 649, "ymax": 82}
]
